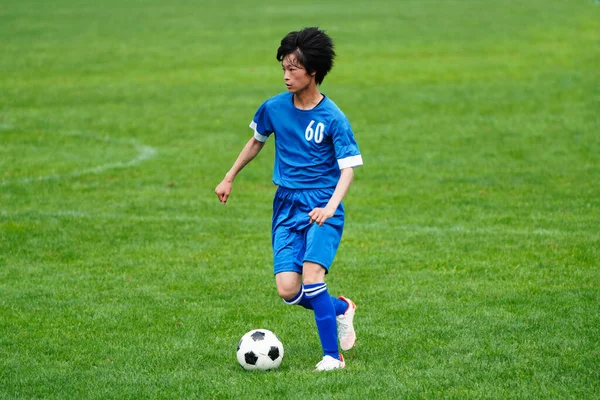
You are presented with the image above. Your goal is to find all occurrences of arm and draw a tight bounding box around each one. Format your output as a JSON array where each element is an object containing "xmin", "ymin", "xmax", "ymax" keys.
[
  {"xmin": 215, "ymin": 137, "xmax": 265, "ymax": 204},
  {"xmin": 308, "ymin": 167, "xmax": 355, "ymax": 226}
]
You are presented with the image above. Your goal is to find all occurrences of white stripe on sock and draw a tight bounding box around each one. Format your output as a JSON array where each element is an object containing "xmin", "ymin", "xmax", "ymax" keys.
[
  {"xmin": 304, "ymin": 283, "xmax": 327, "ymax": 298},
  {"xmin": 283, "ymin": 287, "xmax": 304, "ymax": 305}
]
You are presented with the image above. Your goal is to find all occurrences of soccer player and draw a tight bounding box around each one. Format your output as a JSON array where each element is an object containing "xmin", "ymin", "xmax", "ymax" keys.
[{"xmin": 215, "ymin": 27, "xmax": 362, "ymax": 371}]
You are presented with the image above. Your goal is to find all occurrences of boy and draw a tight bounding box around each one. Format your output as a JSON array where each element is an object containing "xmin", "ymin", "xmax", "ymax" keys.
[{"xmin": 215, "ymin": 27, "xmax": 362, "ymax": 371}]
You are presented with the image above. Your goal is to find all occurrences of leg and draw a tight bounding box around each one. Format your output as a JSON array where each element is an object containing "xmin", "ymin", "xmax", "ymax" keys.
[
  {"xmin": 302, "ymin": 261, "xmax": 326, "ymax": 285},
  {"xmin": 303, "ymin": 221, "xmax": 356, "ymax": 358},
  {"xmin": 303, "ymin": 262, "xmax": 341, "ymax": 361},
  {"xmin": 303, "ymin": 222, "xmax": 349, "ymax": 315},
  {"xmin": 304, "ymin": 262, "xmax": 356, "ymax": 351}
]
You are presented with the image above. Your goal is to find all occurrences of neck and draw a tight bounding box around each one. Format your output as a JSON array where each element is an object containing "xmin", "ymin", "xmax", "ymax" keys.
[{"xmin": 293, "ymin": 84, "xmax": 323, "ymax": 110}]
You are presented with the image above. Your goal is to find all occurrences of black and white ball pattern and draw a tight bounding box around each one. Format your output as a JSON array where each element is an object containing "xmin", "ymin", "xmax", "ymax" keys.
[{"xmin": 236, "ymin": 329, "xmax": 284, "ymax": 370}]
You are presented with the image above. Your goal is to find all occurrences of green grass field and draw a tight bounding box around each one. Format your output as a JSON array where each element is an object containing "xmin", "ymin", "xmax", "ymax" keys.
[{"xmin": 1, "ymin": 0, "xmax": 599, "ymax": 398}]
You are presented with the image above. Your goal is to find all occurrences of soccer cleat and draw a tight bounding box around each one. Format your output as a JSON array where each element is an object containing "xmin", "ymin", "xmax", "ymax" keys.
[
  {"xmin": 336, "ymin": 296, "xmax": 357, "ymax": 351},
  {"xmin": 315, "ymin": 354, "xmax": 345, "ymax": 371}
]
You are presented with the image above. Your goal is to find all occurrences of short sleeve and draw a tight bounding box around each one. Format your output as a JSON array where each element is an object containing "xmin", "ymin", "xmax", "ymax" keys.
[
  {"xmin": 331, "ymin": 116, "xmax": 363, "ymax": 169},
  {"xmin": 249, "ymin": 100, "xmax": 274, "ymax": 142}
]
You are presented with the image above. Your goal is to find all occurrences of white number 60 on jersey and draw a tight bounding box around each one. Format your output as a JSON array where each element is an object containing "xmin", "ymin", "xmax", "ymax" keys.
[{"xmin": 305, "ymin": 120, "xmax": 325, "ymax": 144}]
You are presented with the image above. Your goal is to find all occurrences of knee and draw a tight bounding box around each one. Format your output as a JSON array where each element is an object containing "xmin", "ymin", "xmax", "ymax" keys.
[
  {"xmin": 275, "ymin": 272, "xmax": 302, "ymax": 300},
  {"xmin": 277, "ymin": 282, "xmax": 300, "ymax": 300},
  {"xmin": 276, "ymin": 281, "xmax": 301, "ymax": 300}
]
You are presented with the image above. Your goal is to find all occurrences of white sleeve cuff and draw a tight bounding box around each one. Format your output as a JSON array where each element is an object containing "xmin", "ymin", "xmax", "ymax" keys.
[
  {"xmin": 337, "ymin": 154, "xmax": 363, "ymax": 169},
  {"xmin": 249, "ymin": 121, "xmax": 268, "ymax": 142}
]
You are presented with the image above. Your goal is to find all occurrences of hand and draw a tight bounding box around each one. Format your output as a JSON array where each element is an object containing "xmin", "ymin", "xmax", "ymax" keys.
[
  {"xmin": 215, "ymin": 179, "xmax": 232, "ymax": 205},
  {"xmin": 308, "ymin": 206, "xmax": 335, "ymax": 226}
]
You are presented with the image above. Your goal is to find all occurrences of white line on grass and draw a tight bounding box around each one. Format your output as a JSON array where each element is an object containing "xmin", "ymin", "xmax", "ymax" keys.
[
  {"xmin": 363, "ymin": 223, "xmax": 571, "ymax": 237},
  {"xmin": 0, "ymin": 209, "xmax": 596, "ymax": 239},
  {"xmin": 0, "ymin": 128, "xmax": 157, "ymax": 187}
]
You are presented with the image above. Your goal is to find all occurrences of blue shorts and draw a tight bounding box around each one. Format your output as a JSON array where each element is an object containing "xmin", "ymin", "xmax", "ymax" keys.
[{"xmin": 272, "ymin": 187, "xmax": 345, "ymax": 275}]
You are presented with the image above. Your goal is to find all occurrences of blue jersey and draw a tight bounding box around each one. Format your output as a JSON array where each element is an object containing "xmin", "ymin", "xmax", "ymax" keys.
[{"xmin": 250, "ymin": 92, "xmax": 363, "ymax": 189}]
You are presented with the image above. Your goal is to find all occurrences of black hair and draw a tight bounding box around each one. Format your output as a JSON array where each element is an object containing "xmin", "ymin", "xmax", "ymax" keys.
[{"xmin": 276, "ymin": 27, "xmax": 336, "ymax": 85}]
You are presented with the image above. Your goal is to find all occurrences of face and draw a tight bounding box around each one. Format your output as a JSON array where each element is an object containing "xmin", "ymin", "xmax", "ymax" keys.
[{"xmin": 282, "ymin": 54, "xmax": 315, "ymax": 94}]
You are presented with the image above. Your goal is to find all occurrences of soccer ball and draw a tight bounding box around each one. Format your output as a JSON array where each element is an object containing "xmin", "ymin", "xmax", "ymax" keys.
[{"xmin": 236, "ymin": 329, "xmax": 284, "ymax": 370}]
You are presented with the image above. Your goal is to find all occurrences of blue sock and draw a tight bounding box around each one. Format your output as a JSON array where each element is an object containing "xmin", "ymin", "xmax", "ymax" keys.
[
  {"xmin": 304, "ymin": 283, "xmax": 340, "ymax": 360},
  {"xmin": 282, "ymin": 285, "xmax": 313, "ymax": 309},
  {"xmin": 332, "ymin": 296, "xmax": 349, "ymax": 316},
  {"xmin": 283, "ymin": 285, "xmax": 347, "ymax": 314}
]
